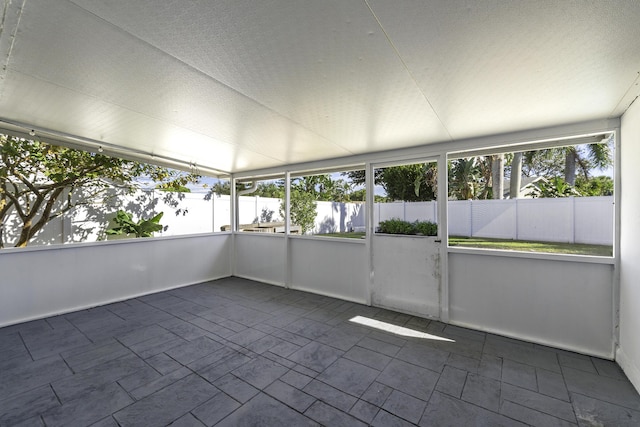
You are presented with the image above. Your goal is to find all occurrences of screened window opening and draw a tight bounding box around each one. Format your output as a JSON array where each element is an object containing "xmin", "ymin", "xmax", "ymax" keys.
[
  {"xmin": 447, "ymin": 136, "xmax": 614, "ymax": 256},
  {"xmin": 0, "ymin": 134, "xmax": 222, "ymax": 249},
  {"xmin": 232, "ymin": 177, "xmax": 287, "ymax": 233},
  {"xmin": 372, "ymin": 161, "xmax": 439, "ymax": 236},
  {"xmin": 290, "ymin": 169, "xmax": 366, "ymax": 238}
]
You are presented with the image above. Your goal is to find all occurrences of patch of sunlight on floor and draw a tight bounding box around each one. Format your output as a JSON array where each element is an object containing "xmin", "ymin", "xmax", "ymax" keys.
[{"xmin": 349, "ymin": 316, "xmax": 455, "ymax": 342}]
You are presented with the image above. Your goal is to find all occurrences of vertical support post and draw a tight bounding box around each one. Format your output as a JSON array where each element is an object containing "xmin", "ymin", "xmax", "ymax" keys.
[
  {"xmin": 613, "ymin": 128, "xmax": 621, "ymax": 351},
  {"xmin": 211, "ymin": 195, "xmax": 216, "ymax": 233},
  {"xmin": 284, "ymin": 171, "xmax": 291, "ymax": 289},
  {"xmin": 437, "ymin": 154, "xmax": 449, "ymax": 323},
  {"xmin": 230, "ymin": 176, "xmax": 237, "ymax": 276},
  {"xmin": 365, "ymin": 162, "xmax": 374, "ymax": 306}
]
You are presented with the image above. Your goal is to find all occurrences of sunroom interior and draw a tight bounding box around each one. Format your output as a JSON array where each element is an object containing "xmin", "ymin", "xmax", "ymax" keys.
[{"xmin": 1, "ymin": 1, "xmax": 640, "ymax": 425}]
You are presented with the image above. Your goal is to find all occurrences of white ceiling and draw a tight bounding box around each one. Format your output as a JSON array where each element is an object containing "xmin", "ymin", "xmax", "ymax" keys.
[{"xmin": 0, "ymin": 0, "xmax": 638, "ymax": 175}]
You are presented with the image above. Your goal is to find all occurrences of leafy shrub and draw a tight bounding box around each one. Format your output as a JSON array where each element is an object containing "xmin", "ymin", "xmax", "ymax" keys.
[
  {"xmin": 378, "ymin": 218, "xmax": 415, "ymax": 235},
  {"xmin": 106, "ymin": 210, "xmax": 164, "ymax": 238},
  {"xmin": 413, "ymin": 220, "xmax": 438, "ymax": 236},
  {"xmin": 377, "ymin": 218, "xmax": 438, "ymax": 236}
]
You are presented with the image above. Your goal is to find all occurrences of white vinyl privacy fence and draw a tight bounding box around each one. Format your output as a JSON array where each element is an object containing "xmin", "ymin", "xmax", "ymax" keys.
[
  {"xmin": 447, "ymin": 197, "xmax": 614, "ymax": 245},
  {"xmin": 2, "ymin": 191, "xmax": 613, "ymax": 246}
]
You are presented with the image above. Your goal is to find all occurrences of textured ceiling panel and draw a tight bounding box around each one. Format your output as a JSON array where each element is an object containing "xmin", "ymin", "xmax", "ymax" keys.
[
  {"xmin": 1, "ymin": 0, "xmax": 354, "ymax": 171},
  {"xmin": 0, "ymin": 72, "xmax": 282, "ymax": 172},
  {"xmin": 367, "ymin": 0, "xmax": 640, "ymax": 139},
  {"xmin": 68, "ymin": 0, "xmax": 451, "ymax": 151},
  {"xmin": 0, "ymin": 0, "xmax": 638, "ymax": 173}
]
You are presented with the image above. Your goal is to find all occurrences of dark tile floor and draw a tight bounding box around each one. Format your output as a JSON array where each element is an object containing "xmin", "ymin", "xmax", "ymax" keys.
[{"xmin": 1, "ymin": 277, "xmax": 639, "ymax": 426}]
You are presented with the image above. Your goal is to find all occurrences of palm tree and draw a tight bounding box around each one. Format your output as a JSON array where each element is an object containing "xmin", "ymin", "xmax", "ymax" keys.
[
  {"xmin": 509, "ymin": 152, "xmax": 523, "ymax": 199},
  {"xmin": 562, "ymin": 139, "xmax": 613, "ymax": 185},
  {"xmin": 521, "ymin": 138, "xmax": 613, "ymax": 186}
]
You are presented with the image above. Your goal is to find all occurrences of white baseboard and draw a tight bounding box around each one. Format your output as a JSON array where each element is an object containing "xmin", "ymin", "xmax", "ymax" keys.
[{"xmin": 0, "ymin": 274, "xmax": 231, "ymax": 329}]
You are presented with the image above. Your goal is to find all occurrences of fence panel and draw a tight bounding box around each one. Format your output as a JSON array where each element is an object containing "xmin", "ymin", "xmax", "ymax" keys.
[
  {"xmin": 574, "ymin": 196, "xmax": 614, "ymax": 245},
  {"xmin": 517, "ymin": 198, "xmax": 572, "ymax": 242},
  {"xmin": 470, "ymin": 199, "xmax": 516, "ymax": 240},
  {"xmin": 448, "ymin": 201, "xmax": 471, "ymax": 237}
]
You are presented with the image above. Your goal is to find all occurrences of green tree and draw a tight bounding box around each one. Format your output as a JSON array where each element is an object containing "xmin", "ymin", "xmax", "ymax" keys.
[
  {"xmin": 380, "ymin": 163, "xmax": 437, "ymax": 201},
  {"xmin": 0, "ymin": 135, "xmax": 200, "ymax": 248},
  {"xmin": 526, "ymin": 177, "xmax": 580, "ymax": 198},
  {"xmin": 574, "ymin": 175, "xmax": 614, "ymax": 196},
  {"xmin": 279, "ymin": 188, "xmax": 317, "ymax": 234},
  {"xmin": 448, "ymin": 158, "xmax": 481, "ymax": 200},
  {"xmin": 344, "ymin": 164, "xmax": 436, "ymax": 202},
  {"xmin": 522, "ymin": 141, "xmax": 613, "ymax": 185}
]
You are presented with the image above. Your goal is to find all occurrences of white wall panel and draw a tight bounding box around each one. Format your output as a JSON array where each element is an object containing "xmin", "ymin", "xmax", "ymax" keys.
[
  {"xmin": 0, "ymin": 234, "xmax": 231, "ymax": 327},
  {"xmin": 620, "ymin": 101, "xmax": 640, "ymax": 393},
  {"xmin": 234, "ymin": 234, "xmax": 285, "ymax": 286},
  {"xmin": 372, "ymin": 235, "xmax": 440, "ymax": 318},
  {"xmin": 449, "ymin": 252, "xmax": 613, "ymax": 358},
  {"xmin": 290, "ymin": 238, "xmax": 367, "ymax": 304}
]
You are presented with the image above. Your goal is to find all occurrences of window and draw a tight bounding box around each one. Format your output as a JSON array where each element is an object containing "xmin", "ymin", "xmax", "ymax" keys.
[
  {"xmin": 235, "ymin": 177, "xmax": 286, "ymax": 233},
  {"xmin": 373, "ymin": 160, "xmax": 439, "ymax": 236},
  {"xmin": 447, "ymin": 135, "xmax": 614, "ymax": 256},
  {"xmin": 0, "ymin": 134, "xmax": 222, "ymax": 249},
  {"xmin": 290, "ymin": 169, "xmax": 365, "ymax": 237}
]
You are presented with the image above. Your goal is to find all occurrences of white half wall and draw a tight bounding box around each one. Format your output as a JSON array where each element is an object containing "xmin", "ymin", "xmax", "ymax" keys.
[
  {"xmin": 619, "ymin": 100, "xmax": 640, "ymax": 393},
  {"xmin": 290, "ymin": 237, "xmax": 368, "ymax": 304},
  {"xmin": 0, "ymin": 234, "xmax": 231, "ymax": 328},
  {"xmin": 449, "ymin": 252, "xmax": 614, "ymax": 358},
  {"xmin": 234, "ymin": 233, "xmax": 286, "ymax": 286}
]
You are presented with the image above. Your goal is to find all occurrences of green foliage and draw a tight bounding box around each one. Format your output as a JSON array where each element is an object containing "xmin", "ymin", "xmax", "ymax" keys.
[
  {"xmin": 344, "ymin": 164, "xmax": 437, "ymax": 202},
  {"xmin": 448, "ymin": 158, "xmax": 481, "ymax": 200},
  {"xmin": 574, "ymin": 175, "xmax": 613, "ymax": 196},
  {"xmin": 526, "ymin": 177, "xmax": 580, "ymax": 198},
  {"xmin": 105, "ymin": 210, "xmax": 164, "ymax": 238},
  {"xmin": 377, "ymin": 218, "xmax": 438, "ymax": 236},
  {"xmin": 279, "ymin": 189, "xmax": 317, "ymax": 234},
  {"xmin": 156, "ymin": 184, "xmax": 190, "ymax": 192},
  {"xmin": 448, "ymin": 140, "xmax": 613, "ymax": 201},
  {"xmin": 414, "ymin": 220, "xmax": 438, "ymax": 236},
  {"xmin": 522, "ymin": 140, "xmax": 613, "ymax": 184},
  {"xmin": 378, "ymin": 218, "xmax": 415, "ymax": 234},
  {"xmin": 291, "ymin": 174, "xmax": 356, "ymax": 202},
  {"xmin": 380, "ymin": 163, "xmax": 437, "ymax": 201},
  {"xmin": 0, "ymin": 135, "xmax": 200, "ymax": 248}
]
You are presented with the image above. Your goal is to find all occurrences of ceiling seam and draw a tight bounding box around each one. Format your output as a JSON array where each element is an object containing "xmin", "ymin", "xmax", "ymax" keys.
[
  {"xmin": 609, "ymin": 71, "xmax": 640, "ymax": 118},
  {"xmin": 363, "ymin": 0, "xmax": 454, "ymax": 143},
  {"xmin": 63, "ymin": 0, "xmax": 354, "ymax": 157},
  {"xmin": 0, "ymin": 0, "xmax": 26, "ymax": 100}
]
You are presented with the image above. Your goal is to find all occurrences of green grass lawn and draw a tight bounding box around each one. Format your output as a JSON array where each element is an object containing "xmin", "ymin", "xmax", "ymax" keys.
[
  {"xmin": 448, "ymin": 236, "xmax": 612, "ymax": 256},
  {"xmin": 318, "ymin": 232, "xmax": 366, "ymax": 239},
  {"xmin": 318, "ymin": 232, "xmax": 612, "ymax": 256}
]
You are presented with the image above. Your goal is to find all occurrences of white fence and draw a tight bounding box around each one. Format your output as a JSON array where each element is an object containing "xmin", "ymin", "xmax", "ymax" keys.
[
  {"xmin": 2, "ymin": 190, "xmax": 613, "ymax": 247},
  {"xmin": 374, "ymin": 197, "xmax": 613, "ymax": 245},
  {"xmin": 448, "ymin": 197, "xmax": 614, "ymax": 245}
]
